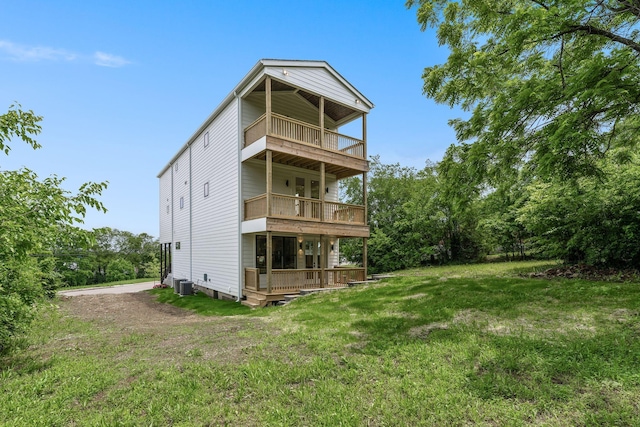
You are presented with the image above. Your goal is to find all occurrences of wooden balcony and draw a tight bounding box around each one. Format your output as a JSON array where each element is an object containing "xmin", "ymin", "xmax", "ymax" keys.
[
  {"xmin": 245, "ymin": 193, "xmax": 365, "ymax": 225},
  {"xmin": 245, "ymin": 113, "xmax": 365, "ymax": 159}
]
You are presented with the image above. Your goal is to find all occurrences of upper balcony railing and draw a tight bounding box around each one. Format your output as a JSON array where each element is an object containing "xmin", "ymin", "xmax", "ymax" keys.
[
  {"xmin": 244, "ymin": 193, "xmax": 365, "ymax": 225},
  {"xmin": 244, "ymin": 113, "xmax": 365, "ymax": 159}
]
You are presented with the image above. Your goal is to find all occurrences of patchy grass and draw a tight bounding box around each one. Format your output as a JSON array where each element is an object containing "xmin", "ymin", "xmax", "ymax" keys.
[
  {"xmin": 2, "ymin": 260, "xmax": 640, "ymax": 426},
  {"xmin": 150, "ymin": 287, "xmax": 257, "ymax": 316}
]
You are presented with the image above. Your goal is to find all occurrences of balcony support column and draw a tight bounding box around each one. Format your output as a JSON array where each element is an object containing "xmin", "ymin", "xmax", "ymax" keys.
[
  {"xmin": 320, "ymin": 236, "xmax": 325, "ymax": 288},
  {"xmin": 266, "ymin": 76, "xmax": 272, "ymax": 135},
  {"xmin": 320, "ymin": 162, "xmax": 325, "ymax": 222},
  {"xmin": 363, "ymin": 171, "xmax": 368, "ymax": 225},
  {"xmin": 363, "ymin": 237, "xmax": 368, "ymax": 280},
  {"xmin": 362, "ymin": 113, "xmax": 367, "ymax": 159},
  {"xmin": 319, "ymin": 96, "xmax": 324, "ymax": 148},
  {"xmin": 266, "ymin": 150, "xmax": 272, "ymax": 216},
  {"xmin": 267, "ymin": 231, "xmax": 272, "ymax": 293}
]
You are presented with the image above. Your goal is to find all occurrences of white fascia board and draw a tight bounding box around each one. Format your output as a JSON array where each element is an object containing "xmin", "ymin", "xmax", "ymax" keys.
[
  {"xmin": 241, "ymin": 218, "xmax": 267, "ymax": 234},
  {"xmin": 241, "ymin": 136, "xmax": 266, "ymax": 162},
  {"xmin": 262, "ymin": 59, "xmax": 374, "ymax": 109}
]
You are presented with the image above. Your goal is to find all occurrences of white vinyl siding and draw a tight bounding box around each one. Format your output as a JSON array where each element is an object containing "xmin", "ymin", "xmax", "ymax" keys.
[
  {"xmin": 172, "ymin": 149, "xmax": 191, "ymax": 279},
  {"xmin": 242, "ymin": 91, "xmax": 337, "ymax": 131},
  {"xmin": 329, "ymin": 239, "xmax": 339, "ymax": 268},
  {"xmin": 264, "ymin": 66, "xmax": 368, "ymax": 114},
  {"xmin": 241, "ymin": 96, "xmax": 264, "ymax": 132},
  {"xmin": 191, "ymin": 98, "xmax": 240, "ymax": 296},
  {"xmin": 242, "ymin": 234, "xmax": 255, "ymax": 269},
  {"xmin": 241, "ymin": 159, "xmax": 266, "ymax": 200},
  {"xmin": 159, "ymin": 170, "xmax": 172, "ymax": 243}
]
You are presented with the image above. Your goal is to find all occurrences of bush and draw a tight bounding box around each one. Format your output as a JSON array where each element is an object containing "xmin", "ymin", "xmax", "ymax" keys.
[
  {"xmin": 0, "ymin": 259, "xmax": 43, "ymax": 353},
  {"xmin": 105, "ymin": 258, "xmax": 136, "ymax": 282}
]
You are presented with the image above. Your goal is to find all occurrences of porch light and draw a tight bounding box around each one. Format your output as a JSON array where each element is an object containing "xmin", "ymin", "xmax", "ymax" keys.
[
  {"xmin": 355, "ymin": 99, "xmax": 361, "ymax": 104},
  {"xmin": 283, "ymin": 69, "xmax": 288, "ymax": 76},
  {"xmin": 325, "ymin": 187, "xmax": 329, "ymax": 194},
  {"xmin": 286, "ymin": 179, "xmax": 289, "ymax": 187}
]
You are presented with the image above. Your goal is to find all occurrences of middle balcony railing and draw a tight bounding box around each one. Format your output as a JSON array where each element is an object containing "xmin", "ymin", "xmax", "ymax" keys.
[
  {"xmin": 244, "ymin": 193, "xmax": 365, "ymax": 225},
  {"xmin": 244, "ymin": 113, "xmax": 365, "ymax": 159}
]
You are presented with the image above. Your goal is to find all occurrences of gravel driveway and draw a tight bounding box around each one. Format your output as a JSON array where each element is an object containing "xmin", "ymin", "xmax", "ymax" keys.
[{"xmin": 58, "ymin": 281, "xmax": 158, "ymax": 297}]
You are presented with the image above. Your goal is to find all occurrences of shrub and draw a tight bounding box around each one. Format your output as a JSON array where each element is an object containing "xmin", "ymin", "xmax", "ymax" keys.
[{"xmin": 105, "ymin": 259, "xmax": 136, "ymax": 282}]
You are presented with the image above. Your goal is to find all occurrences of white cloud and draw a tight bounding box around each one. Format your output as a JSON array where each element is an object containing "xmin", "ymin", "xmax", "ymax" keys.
[
  {"xmin": 0, "ymin": 40, "xmax": 77, "ymax": 62},
  {"xmin": 93, "ymin": 51, "xmax": 130, "ymax": 68},
  {"xmin": 0, "ymin": 40, "xmax": 131, "ymax": 68}
]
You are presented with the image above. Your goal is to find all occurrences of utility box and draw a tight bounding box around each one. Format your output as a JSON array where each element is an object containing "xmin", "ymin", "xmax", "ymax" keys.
[
  {"xmin": 179, "ymin": 280, "xmax": 193, "ymax": 296},
  {"xmin": 173, "ymin": 278, "xmax": 183, "ymax": 294}
]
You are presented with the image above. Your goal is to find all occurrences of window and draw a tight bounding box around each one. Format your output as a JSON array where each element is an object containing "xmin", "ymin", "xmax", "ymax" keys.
[
  {"xmin": 176, "ymin": 242, "xmax": 181, "ymax": 250},
  {"xmin": 166, "ymin": 205, "xmax": 169, "ymax": 214},
  {"xmin": 174, "ymin": 162, "xmax": 178, "ymax": 171},
  {"xmin": 204, "ymin": 131, "xmax": 209, "ymax": 148},
  {"xmin": 255, "ymin": 236, "xmax": 297, "ymax": 273},
  {"xmin": 204, "ymin": 182, "xmax": 209, "ymax": 198},
  {"xmin": 180, "ymin": 196, "xmax": 184, "ymax": 209},
  {"xmin": 311, "ymin": 180, "xmax": 320, "ymax": 199}
]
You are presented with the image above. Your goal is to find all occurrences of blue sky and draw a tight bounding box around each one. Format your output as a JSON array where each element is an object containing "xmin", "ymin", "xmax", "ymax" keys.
[{"xmin": 1, "ymin": 0, "xmax": 463, "ymax": 237}]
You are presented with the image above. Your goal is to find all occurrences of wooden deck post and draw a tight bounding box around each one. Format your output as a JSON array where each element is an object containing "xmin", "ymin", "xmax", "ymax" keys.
[
  {"xmin": 320, "ymin": 235, "xmax": 325, "ymax": 288},
  {"xmin": 266, "ymin": 76, "xmax": 272, "ymax": 135},
  {"xmin": 363, "ymin": 171, "xmax": 368, "ymax": 225},
  {"xmin": 362, "ymin": 112, "xmax": 368, "ymax": 282},
  {"xmin": 320, "ymin": 162, "xmax": 325, "ymax": 222},
  {"xmin": 266, "ymin": 150, "xmax": 272, "ymax": 216},
  {"xmin": 362, "ymin": 113, "xmax": 367, "ymax": 159},
  {"xmin": 363, "ymin": 237, "xmax": 368, "ymax": 280},
  {"xmin": 267, "ymin": 231, "xmax": 272, "ymax": 294},
  {"xmin": 319, "ymin": 96, "xmax": 324, "ymax": 148}
]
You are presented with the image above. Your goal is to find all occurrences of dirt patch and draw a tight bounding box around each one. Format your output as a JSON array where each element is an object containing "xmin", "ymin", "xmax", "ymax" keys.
[
  {"xmin": 451, "ymin": 308, "xmax": 598, "ymax": 338},
  {"xmin": 525, "ymin": 264, "xmax": 640, "ymax": 282},
  {"xmin": 61, "ymin": 292, "xmax": 203, "ymax": 326},
  {"xmin": 408, "ymin": 322, "xmax": 449, "ymax": 339},
  {"xmin": 58, "ymin": 292, "xmax": 272, "ymax": 364}
]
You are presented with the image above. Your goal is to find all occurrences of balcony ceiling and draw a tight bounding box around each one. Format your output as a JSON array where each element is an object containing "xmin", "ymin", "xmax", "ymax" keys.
[
  {"xmin": 252, "ymin": 80, "xmax": 358, "ymax": 123},
  {"xmin": 253, "ymin": 150, "xmax": 363, "ymax": 179}
]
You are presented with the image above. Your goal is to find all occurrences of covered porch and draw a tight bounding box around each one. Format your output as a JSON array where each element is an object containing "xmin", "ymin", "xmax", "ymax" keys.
[{"xmin": 241, "ymin": 232, "xmax": 368, "ymax": 307}]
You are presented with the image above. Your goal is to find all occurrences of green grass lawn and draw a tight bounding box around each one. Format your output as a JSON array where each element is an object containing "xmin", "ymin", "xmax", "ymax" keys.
[{"xmin": 2, "ymin": 260, "xmax": 640, "ymax": 426}]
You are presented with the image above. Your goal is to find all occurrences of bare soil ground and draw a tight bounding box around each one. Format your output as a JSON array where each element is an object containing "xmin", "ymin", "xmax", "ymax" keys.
[
  {"xmin": 58, "ymin": 292, "xmax": 270, "ymax": 364},
  {"xmin": 525, "ymin": 264, "xmax": 640, "ymax": 282}
]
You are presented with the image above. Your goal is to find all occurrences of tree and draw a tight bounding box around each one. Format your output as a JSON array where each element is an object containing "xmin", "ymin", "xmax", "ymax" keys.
[
  {"xmin": 105, "ymin": 258, "xmax": 136, "ymax": 282},
  {"xmin": 431, "ymin": 145, "xmax": 484, "ymax": 262},
  {"xmin": 0, "ymin": 103, "xmax": 42, "ymax": 154},
  {"xmin": 407, "ymin": 0, "xmax": 640, "ymax": 182},
  {"xmin": 340, "ymin": 155, "xmax": 483, "ymax": 272},
  {"xmin": 0, "ymin": 105, "xmax": 107, "ymax": 353},
  {"xmin": 518, "ymin": 150, "xmax": 640, "ymax": 266}
]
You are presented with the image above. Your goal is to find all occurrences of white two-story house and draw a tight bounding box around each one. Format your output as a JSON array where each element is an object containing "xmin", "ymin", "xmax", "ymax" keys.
[{"xmin": 158, "ymin": 59, "xmax": 373, "ymax": 307}]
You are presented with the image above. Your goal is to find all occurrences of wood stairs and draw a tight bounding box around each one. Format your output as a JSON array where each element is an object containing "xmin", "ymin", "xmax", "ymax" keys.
[{"xmin": 241, "ymin": 277, "xmax": 386, "ymax": 308}]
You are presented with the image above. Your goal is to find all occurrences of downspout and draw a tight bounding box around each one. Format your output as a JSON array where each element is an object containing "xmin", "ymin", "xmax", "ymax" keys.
[{"xmin": 235, "ymin": 89, "xmax": 242, "ymax": 302}]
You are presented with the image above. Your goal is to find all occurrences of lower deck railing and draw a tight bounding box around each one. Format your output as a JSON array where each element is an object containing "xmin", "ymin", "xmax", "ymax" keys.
[{"xmin": 244, "ymin": 267, "xmax": 365, "ymax": 293}]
